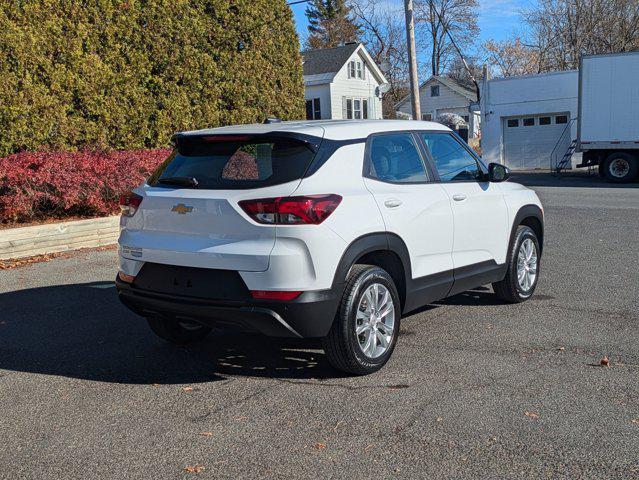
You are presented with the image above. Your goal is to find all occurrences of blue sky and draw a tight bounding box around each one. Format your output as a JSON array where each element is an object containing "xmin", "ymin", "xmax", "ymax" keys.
[{"xmin": 289, "ymin": 0, "xmax": 532, "ymax": 47}]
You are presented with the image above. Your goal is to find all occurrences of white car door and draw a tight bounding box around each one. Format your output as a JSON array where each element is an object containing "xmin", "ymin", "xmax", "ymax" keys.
[
  {"xmin": 418, "ymin": 132, "xmax": 510, "ymax": 273},
  {"xmin": 363, "ymin": 132, "xmax": 454, "ymax": 304}
]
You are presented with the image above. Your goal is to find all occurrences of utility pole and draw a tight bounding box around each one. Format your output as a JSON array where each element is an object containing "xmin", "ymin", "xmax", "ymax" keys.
[{"xmin": 404, "ymin": 0, "xmax": 421, "ymax": 120}]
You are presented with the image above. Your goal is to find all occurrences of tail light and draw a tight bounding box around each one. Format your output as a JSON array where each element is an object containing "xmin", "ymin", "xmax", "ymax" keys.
[
  {"xmin": 238, "ymin": 194, "xmax": 342, "ymax": 225},
  {"xmin": 119, "ymin": 191, "xmax": 143, "ymax": 217}
]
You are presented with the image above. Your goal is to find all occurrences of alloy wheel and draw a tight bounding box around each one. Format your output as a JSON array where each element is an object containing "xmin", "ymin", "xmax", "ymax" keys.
[
  {"xmin": 517, "ymin": 238, "xmax": 538, "ymax": 292},
  {"xmin": 355, "ymin": 283, "xmax": 395, "ymax": 358}
]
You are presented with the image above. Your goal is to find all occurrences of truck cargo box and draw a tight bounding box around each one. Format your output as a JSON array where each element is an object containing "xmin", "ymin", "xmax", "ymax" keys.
[{"xmin": 578, "ymin": 52, "xmax": 639, "ymax": 150}]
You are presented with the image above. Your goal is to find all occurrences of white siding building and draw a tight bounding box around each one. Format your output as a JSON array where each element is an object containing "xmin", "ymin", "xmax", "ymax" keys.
[
  {"xmin": 480, "ymin": 71, "xmax": 579, "ymax": 169},
  {"xmin": 395, "ymin": 76, "xmax": 480, "ymax": 139},
  {"xmin": 302, "ymin": 43, "xmax": 388, "ymax": 120}
]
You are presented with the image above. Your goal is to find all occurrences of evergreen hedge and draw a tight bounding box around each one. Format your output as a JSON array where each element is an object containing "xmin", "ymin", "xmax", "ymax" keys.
[{"xmin": 0, "ymin": 0, "xmax": 305, "ymax": 156}]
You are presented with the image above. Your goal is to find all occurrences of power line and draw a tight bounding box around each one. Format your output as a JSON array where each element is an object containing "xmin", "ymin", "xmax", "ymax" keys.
[
  {"xmin": 428, "ymin": 1, "xmax": 480, "ymax": 102},
  {"xmin": 287, "ymin": 0, "xmax": 310, "ymax": 5}
]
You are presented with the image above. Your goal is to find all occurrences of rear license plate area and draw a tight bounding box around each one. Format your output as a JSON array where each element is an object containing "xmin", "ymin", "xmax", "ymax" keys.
[{"xmin": 133, "ymin": 263, "xmax": 250, "ymax": 301}]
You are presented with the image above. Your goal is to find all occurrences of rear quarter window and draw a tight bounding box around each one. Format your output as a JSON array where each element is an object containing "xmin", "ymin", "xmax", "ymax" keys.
[{"xmin": 148, "ymin": 136, "xmax": 316, "ymax": 189}]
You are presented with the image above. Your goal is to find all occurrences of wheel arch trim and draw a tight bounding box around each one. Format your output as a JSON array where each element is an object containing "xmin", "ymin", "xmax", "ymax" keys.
[
  {"xmin": 331, "ymin": 232, "xmax": 412, "ymax": 289},
  {"xmin": 510, "ymin": 204, "xmax": 544, "ymax": 256}
]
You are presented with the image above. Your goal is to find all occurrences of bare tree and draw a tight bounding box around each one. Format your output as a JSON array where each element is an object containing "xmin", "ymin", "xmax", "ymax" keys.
[
  {"xmin": 414, "ymin": 0, "xmax": 480, "ymax": 76},
  {"xmin": 482, "ymin": 37, "xmax": 541, "ymax": 77},
  {"xmin": 446, "ymin": 56, "xmax": 482, "ymax": 88},
  {"xmin": 522, "ymin": 0, "xmax": 639, "ymax": 72},
  {"xmin": 351, "ymin": 0, "xmax": 411, "ymax": 118}
]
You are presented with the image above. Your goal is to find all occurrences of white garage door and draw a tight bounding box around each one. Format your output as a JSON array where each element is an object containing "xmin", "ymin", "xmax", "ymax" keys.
[{"xmin": 503, "ymin": 113, "xmax": 571, "ymax": 169}]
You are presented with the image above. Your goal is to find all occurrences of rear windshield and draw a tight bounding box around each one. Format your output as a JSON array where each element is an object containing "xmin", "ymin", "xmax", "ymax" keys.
[{"xmin": 148, "ymin": 135, "xmax": 316, "ymax": 189}]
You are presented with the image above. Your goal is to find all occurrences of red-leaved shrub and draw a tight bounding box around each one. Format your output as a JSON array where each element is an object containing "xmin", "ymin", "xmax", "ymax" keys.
[{"xmin": 0, "ymin": 149, "xmax": 170, "ymax": 225}]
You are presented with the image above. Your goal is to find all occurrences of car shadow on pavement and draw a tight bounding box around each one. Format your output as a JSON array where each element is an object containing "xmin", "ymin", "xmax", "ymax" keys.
[
  {"xmin": 0, "ymin": 282, "xmax": 340, "ymax": 385},
  {"xmin": 404, "ymin": 286, "xmax": 506, "ymax": 317},
  {"xmin": 437, "ymin": 287, "xmax": 507, "ymax": 307}
]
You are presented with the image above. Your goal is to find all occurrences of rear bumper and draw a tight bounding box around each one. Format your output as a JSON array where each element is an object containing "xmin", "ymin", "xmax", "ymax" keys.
[{"xmin": 115, "ymin": 277, "xmax": 340, "ymax": 338}]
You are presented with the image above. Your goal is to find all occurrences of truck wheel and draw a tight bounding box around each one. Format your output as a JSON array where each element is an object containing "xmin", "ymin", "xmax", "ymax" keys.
[
  {"xmin": 602, "ymin": 153, "xmax": 638, "ymax": 183},
  {"xmin": 598, "ymin": 163, "xmax": 606, "ymax": 178},
  {"xmin": 323, "ymin": 265, "xmax": 401, "ymax": 375},
  {"xmin": 492, "ymin": 225, "xmax": 540, "ymax": 303},
  {"xmin": 146, "ymin": 316, "xmax": 211, "ymax": 344}
]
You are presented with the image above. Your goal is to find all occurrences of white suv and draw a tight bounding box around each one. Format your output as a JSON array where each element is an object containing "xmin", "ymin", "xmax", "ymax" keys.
[{"xmin": 116, "ymin": 120, "xmax": 543, "ymax": 375}]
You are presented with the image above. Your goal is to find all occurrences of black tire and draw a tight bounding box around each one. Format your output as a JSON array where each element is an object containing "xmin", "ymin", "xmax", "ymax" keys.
[
  {"xmin": 598, "ymin": 163, "xmax": 606, "ymax": 178},
  {"xmin": 492, "ymin": 225, "xmax": 540, "ymax": 303},
  {"xmin": 146, "ymin": 316, "xmax": 212, "ymax": 345},
  {"xmin": 602, "ymin": 152, "xmax": 638, "ymax": 183},
  {"xmin": 323, "ymin": 264, "xmax": 401, "ymax": 375}
]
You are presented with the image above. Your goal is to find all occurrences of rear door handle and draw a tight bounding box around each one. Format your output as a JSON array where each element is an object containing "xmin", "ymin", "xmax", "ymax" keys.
[
  {"xmin": 452, "ymin": 194, "xmax": 467, "ymax": 202},
  {"xmin": 384, "ymin": 199, "xmax": 403, "ymax": 208}
]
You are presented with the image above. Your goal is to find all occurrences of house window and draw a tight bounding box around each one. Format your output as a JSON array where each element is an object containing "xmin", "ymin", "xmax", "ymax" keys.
[
  {"xmin": 539, "ymin": 116, "xmax": 551, "ymax": 125},
  {"xmin": 348, "ymin": 60, "xmax": 364, "ymax": 79},
  {"xmin": 523, "ymin": 118, "xmax": 535, "ymax": 126},
  {"xmin": 422, "ymin": 113, "xmax": 433, "ymax": 121},
  {"xmin": 430, "ymin": 85, "xmax": 440, "ymax": 97},
  {"xmin": 507, "ymin": 119, "xmax": 519, "ymax": 128},
  {"xmin": 305, "ymin": 98, "xmax": 321, "ymax": 120},
  {"xmin": 343, "ymin": 97, "xmax": 370, "ymax": 119},
  {"xmin": 555, "ymin": 115, "xmax": 568, "ymax": 124},
  {"xmin": 353, "ymin": 99, "xmax": 362, "ymax": 119}
]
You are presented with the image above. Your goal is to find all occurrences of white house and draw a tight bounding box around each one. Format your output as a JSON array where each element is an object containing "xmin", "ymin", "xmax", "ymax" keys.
[
  {"xmin": 395, "ymin": 76, "xmax": 480, "ymax": 139},
  {"xmin": 480, "ymin": 70, "xmax": 579, "ymax": 169},
  {"xmin": 302, "ymin": 43, "xmax": 388, "ymax": 120}
]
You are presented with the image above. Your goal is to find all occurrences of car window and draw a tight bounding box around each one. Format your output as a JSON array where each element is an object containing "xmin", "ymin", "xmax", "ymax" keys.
[
  {"xmin": 420, "ymin": 133, "xmax": 483, "ymax": 182},
  {"xmin": 148, "ymin": 136, "xmax": 315, "ymax": 190},
  {"xmin": 367, "ymin": 133, "xmax": 429, "ymax": 183}
]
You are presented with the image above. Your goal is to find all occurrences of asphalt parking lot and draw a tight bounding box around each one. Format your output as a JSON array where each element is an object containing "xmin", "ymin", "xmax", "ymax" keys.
[{"xmin": 1, "ymin": 172, "xmax": 638, "ymax": 479}]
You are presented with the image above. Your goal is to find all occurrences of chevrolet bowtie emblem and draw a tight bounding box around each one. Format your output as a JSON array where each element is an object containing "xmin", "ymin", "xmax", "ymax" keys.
[{"xmin": 171, "ymin": 203, "xmax": 193, "ymax": 214}]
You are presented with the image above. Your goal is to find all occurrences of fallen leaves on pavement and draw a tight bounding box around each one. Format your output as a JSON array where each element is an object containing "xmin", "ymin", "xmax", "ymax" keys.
[
  {"xmin": 182, "ymin": 386, "xmax": 194, "ymax": 392},
  {"xmin": 0, "ymin": 252, "xmax": 71, "ymax": 269},
  {"xmin": 184, "ymin": 464, "xmax": 205, "ymax": 473},
  {"xmin": 0, "ymin": 245, "xmax": 117, "ymax": 270},
  {"xmin": 631, "ymin": 419, "xmax": 639, "ymax": 425},
  {"xmin": 524, "ymin": 411, "xmax": 540, "ymax": 418},
  {"xmin": 314, "ymin": 443, "xmax": 326, "ymax": 450},
  {"xmin": 200, "ymin": 432, "xmax": 213, "ymax": 437},
  {"xmin": 600, "ymin": 356, "xmax": 610, "ymax": 367}
]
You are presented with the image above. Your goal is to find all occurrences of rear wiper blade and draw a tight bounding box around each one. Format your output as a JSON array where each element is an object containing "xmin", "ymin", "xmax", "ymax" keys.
[{"xmin": 158, "ymin": 176, "xmax": 199, "ymax": 187}]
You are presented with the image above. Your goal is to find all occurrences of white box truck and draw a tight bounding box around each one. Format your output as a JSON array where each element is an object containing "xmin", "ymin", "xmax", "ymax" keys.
[{"xmin": 577, "ymin": 51, "xmax": 639, "ymax": 182}]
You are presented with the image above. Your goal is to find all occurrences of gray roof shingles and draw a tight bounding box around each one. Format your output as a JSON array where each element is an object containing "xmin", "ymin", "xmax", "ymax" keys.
[{"xmin": 301, "ymin": 43, "xmax": 360, "ymax": 76}]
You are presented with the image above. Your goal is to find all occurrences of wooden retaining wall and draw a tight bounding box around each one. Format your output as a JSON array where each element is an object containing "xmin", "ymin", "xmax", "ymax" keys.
[{"xmin": 0, "ymin": 216, "xmax": 120, "ymax": 260}]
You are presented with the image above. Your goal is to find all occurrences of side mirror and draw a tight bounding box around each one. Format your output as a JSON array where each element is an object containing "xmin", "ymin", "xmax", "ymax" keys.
[{"xmin": 488, "ymin": 162, "xmax": 510, "ymax": 182}]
